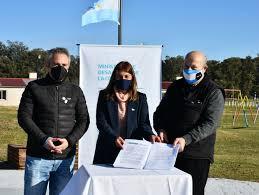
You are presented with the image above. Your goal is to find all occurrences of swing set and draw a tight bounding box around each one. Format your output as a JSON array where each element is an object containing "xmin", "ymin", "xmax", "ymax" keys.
[{"xmin": 231, "ymin": 90, "xmax": 258, "ymax": 127}]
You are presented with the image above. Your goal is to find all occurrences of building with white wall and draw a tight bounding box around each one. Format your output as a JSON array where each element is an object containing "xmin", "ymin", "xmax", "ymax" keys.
[{"xmin": 0, "ymin": 75, "xmax": 36, "ymax": 107}]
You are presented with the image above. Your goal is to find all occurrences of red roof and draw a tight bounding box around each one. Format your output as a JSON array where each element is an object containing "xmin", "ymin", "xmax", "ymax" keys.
[
  {"xmin": 0, "ymin": 78, "xmax": 35, "ymax": 87},
  {"xmin": 162, "ymin": 81, "xmax": 172, "ymax": 90}
]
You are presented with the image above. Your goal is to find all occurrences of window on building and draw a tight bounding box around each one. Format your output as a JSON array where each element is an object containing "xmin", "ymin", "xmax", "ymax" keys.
[{"xmin": 0, "ymin": 90, "xmax": 7, "ymax": 100}]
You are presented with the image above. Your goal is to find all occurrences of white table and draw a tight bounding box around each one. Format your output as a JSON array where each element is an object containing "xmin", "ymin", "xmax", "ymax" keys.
[{"xmin": 61, "ymin": 164, "xmax": 192, "ymax": 195}]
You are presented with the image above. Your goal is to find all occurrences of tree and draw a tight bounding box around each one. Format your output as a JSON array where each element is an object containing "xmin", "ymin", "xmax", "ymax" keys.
[
  {"xmin": 5, "ymin": 41, "xmax": 30, "ymax": 77},
  {"xmin": 0, "ymin": 42, "xmax": 10, "ymax": 77},
  {"xmin": 252, "ymin": 56, "xmax": 259, "ymax": 96},
  {"xmin": 0, "ymin": 40, "xmax": 258, "ymax": 97},
  {"xmin": 28, "ymin": 49, "xmax": 48, "ymax": 79},
  {"xmin": 240, "ymin": 56, "xmax": 256, "ymax": 96},
  {"xmin": 207, "ymin": 60, "xmax": 221, "ymax": 83},
  {"xmin": 162, "ymin": 55, "xmax": 183, "ymax": 81},
  {"xmin": 67, "ymin": 55, "xmax": 79, "ymax": 84},
  {"xmin": 219, "ymin": 57, "xmax": 242, "ymax": 90}
]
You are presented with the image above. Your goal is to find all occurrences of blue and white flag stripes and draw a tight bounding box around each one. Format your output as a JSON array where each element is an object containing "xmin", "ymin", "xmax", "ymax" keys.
[{"xmin": 82, "ymin": 0, "xmax": 120, "ymax": 26}]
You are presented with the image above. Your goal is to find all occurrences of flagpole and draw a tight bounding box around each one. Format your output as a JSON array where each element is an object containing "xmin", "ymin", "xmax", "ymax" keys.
[{"xmin": 118, "ymin": 0, "xmax": 122, "ymax": 45}]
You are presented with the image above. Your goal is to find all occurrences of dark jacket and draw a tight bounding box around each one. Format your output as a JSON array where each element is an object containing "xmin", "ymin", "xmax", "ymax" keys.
[
  {"xmin": 18, "ymin": 75, "xmax": 90, "ymax": 159},
  {"xmin": 93, "ymin": 90, "xmax": 154, "ymax": 164},
  {"xmin": 153, "ymin": 75, "xmax": 225, "ymax": 162}
]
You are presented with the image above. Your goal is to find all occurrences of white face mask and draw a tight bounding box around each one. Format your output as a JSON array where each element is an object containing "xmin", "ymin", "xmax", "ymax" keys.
[{"xmin": 182, "ymin": 69, "xmax": 205, "ymax": 85}]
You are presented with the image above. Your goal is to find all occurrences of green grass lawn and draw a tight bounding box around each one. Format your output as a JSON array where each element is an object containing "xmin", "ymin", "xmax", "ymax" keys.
[
  {"xmin": 0, "ymin": 106, "xmax": 258, "ymax": 181},
  {"xmin": 0, "ymin": 106, "xmax": 27, "ymax": 161},
  {"xmin": 209, "ymin": 106, "xmax": 259, "ymax": 182}
]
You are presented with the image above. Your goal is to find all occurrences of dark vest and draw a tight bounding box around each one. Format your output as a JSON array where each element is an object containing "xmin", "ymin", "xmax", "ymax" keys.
[{"xmin": 164, "ymin": 75, "xmax": 223, "ymax": 162}]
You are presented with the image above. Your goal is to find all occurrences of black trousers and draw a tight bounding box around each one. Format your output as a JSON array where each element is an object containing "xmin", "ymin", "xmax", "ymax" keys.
[{"xmin": 175, "ymin": 158, "xmax": 210, "ymax": 195}]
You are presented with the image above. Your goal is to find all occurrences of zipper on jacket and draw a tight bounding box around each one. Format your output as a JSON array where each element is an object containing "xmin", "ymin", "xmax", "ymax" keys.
[
  {"xmin": 53, "ymin": 85, "xmax": 59, "ymax": 159},
  {"xmin": 56, "ymin": 85, "xmax": 59, "ymax": 138}
]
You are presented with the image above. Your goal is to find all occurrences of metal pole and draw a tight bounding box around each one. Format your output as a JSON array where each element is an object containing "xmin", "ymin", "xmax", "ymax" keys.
[
  {"xmin": 118, "ymin": 0, "xmax": 122, "ymax": 45},
  {"xmin": 76, "ymin": 43, "xmax": 80, "ymax": 85},
  {"xmin": 36, "ymin": 55, "xmax": 41, "ymax": 79},
  {"xmin": 76, "ymin": 43, "xmax": 80, "ymax": 56}
]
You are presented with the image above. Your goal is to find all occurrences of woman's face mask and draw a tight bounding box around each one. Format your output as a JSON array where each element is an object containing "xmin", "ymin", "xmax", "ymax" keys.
[
  {"xmin": 50, "ymin": 65, "xmax": 68, "ymax": 82},
  {"xmin": 183, "ymin": 69, "xmax": 204, "ymax": 85},
  {"xmin": 115, "ymin": 71, "xmax": 133, "ymax": 91},
  {"xmin": 115, "ymin": 79, "xmax": 132, "ymax": 91}
]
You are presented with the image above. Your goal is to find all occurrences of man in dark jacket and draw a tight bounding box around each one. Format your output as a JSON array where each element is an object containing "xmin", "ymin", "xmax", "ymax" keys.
[
  {"xmin": 18, "ymin": 47, "xmax": 90, "ymax": 195},
  {"xmin": 153, "ymin": 51, "xmax": 224, "ymax": 195}
]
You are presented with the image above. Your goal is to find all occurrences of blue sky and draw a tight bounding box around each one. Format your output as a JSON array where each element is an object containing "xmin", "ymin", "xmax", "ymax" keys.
[{"xmin": 0, "ymin": 0, "xmax": 258, "ymax": 60}]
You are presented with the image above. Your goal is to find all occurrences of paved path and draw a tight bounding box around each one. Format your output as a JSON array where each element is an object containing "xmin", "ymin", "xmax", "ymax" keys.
[
  {"xmin": 206, "ymin": 178, "xmax": 259, "ymax": 195},
  {"xmin": 0, "ymin": 170, "xmax": 258, "ymax": 195}
]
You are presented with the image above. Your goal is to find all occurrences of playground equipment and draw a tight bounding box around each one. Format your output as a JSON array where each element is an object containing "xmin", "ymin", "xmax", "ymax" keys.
[
  {"xmin": 255, "ymin": 104, "xmax": 259, "ymax": 125},
  {"xmin": 254, "ymin": 92, "xmax": 259, "ymax": 125},
  {"xmin": 231, "ymin": 90, "xmax": 257, "ymax": 127}
]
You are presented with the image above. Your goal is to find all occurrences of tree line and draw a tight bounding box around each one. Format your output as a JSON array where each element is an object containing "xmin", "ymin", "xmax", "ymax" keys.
[
  {"xmin": 0, "ymin": 41, "xmax": 258, "ymax": 97},
  {"xmin": 0, "ymin": 41, "xmax": 79, "ymax": 84},
  {"xmin": 163, "ymin": 55, "xmax": 259, "ymax": 97}
]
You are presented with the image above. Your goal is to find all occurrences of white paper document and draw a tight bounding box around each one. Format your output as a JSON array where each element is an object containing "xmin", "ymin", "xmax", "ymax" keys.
[{"xmin": 113, "ymin": 139, "xmax": 180, "ymax": 170}]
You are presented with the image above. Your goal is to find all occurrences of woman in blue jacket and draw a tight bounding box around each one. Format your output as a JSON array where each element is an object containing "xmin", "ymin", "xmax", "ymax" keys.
[{"xmin": 93, "ymin": 61, "xmax": 158, "ymax": 164}]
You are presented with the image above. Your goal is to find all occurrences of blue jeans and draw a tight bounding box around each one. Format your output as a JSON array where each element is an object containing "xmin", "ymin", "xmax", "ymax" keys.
[{"xmin": 24, "ymin": 155, "xmax": 75, "ymax": 195}]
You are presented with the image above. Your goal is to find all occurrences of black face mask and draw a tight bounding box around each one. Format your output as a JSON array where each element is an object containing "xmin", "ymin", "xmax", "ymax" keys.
[
  {"xmin": 115, "ymin": 79, "xmax": 132, "ymax": 91},
  {"xmin": 50, "ymin": 66, "xmax": 68, "ymax": 82}
]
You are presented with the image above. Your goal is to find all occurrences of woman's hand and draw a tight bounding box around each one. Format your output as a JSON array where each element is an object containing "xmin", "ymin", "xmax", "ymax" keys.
[
  {"xmin": 115, "ymin": 136, "xmax": 125, "ymax": 149},
  {"xmin": 149, "ymin": 135, "xmax": 161, "ymax": 143},
  {"xmin": 159, "ymin": 129, "xmax": 169, "ymax": 143}
]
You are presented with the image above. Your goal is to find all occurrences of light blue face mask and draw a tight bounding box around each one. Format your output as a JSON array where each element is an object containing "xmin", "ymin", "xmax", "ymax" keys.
[{"xmin": 182, "ymin": 69, "xmax": 204, "ymax": 85}]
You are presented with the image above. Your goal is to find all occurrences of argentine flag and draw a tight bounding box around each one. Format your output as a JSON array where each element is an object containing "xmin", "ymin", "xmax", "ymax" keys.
[{"xmin": 82, "ymin": 0, "xmax": 120, "ymax": 26}]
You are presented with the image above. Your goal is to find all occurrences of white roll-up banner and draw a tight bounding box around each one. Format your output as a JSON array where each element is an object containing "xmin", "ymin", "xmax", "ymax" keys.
[{"xmin": 79, "ymin": 44, "xmax": 162, "ymax": 166}]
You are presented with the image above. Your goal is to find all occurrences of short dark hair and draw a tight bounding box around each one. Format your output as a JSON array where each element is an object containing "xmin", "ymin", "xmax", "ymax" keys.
[{"xmin": 46, "ymin": 47, "xmax": 71, "ymax": 67}]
